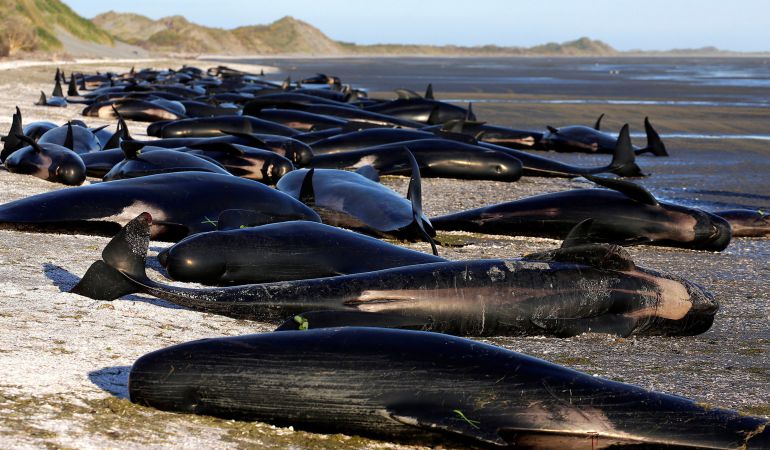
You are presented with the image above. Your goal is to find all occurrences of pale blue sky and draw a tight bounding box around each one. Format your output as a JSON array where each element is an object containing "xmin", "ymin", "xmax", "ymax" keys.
[{"xmin": 66, "ymin": 0, "xmax": 769, "ymax": 51}]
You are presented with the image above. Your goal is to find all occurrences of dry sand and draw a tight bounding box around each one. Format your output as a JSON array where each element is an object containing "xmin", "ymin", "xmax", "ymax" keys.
[{"xmin": 0, "ymin": 59, "xmax": 766, "ymax": 449}]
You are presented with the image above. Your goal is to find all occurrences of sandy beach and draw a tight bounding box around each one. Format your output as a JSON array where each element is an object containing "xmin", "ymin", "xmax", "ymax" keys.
[{"xmin": 0, "ymin": 57, "xmax": 767, "ymax": 448}]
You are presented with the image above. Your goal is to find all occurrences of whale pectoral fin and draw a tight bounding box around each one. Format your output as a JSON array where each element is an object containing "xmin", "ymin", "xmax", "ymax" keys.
[
  {"xmin": 385, "ymin": 406, "xmax": 508, "ymax": 447},
  {"xmin": 274, "ymin": 311, "xmax": 431, "ymax": 331}
]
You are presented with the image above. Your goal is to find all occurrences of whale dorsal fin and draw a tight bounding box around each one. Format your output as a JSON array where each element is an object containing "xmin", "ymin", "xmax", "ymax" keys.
[
  {"xmin": 424, "ymin": 84, "xmax": 434, "ymax": 100},
  {"xmin": 395, "ymin": 88, "xmax": 421, "ymax": 100},
  {"xmin": 643, "ymin": 117, "xmax": 668, "ymax": 156},
  {"xmin": 355, "ymin": 165, "xmax": 380, "ymax": 182},
  {"xmin": 561, "ymin": 219, "xmax": 595, "ymax": 248},
  {"xmin": 67, "ymin": 74, "xmax": 79, "ymax": 97},
  {"xmin": 583, "ymin": 174, "xmax": 658, "ymax": 206},
  {"xmin": 64, "ymin": 122, "xmax": 74, "ymax": 151},
  {"xmin": 299, "ymin": 168, "xmax": 315, "ymax": 206},
  {"xmin": 546, "ymin": 125, "xmax": 558, "ymax": 134},
  {"xmin": 281, "ymin": 76, "xmax": 291, "ymax": 90},
  {"xmin": 54, "ymin": 68, "xmax": 60, "ymax": 83},
  {"xmin": 594, "ymin": 113, "xmax": 605, "ymax": 130},
  {"xmin": 466, "ymin": 102, "xmax": 476, "ymax": 121},
  {"xmin": 36, "ymin": 91, "xmax": 47, "ymax": 106},
  {"xmin": 52, "ymin": 78, "xmax": 64, "ymax": 98},
  {"xmin": 427, "ymin": 106, "xmax": 441, "ymax": 125},
  {"xmin": 441, "ymin": 119, "xmax": 465, "ymax": 133},
  {"xmin": 523, "ymin": 243, "xmax": 636, "ymax": 271},
  {"xmin": 219, "ymin": 130, "xmax": 269, "ymax": 149},
  {"xmin": 404, "ymin": 147, "xmax": 438, "ymax": 256}
]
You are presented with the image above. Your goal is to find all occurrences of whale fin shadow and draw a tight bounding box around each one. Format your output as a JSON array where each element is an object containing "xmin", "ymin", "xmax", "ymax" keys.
[
  {"xmin": 88, "ymin": 366, "xmax": 131, "ymax": 399},
  {"xmin": 43, "ymin": 263, "xmax": 81, "ymax": 292}
]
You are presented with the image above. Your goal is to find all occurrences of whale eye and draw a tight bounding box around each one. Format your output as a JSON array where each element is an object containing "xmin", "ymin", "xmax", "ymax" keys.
[{"xmin": 495, "ymin": 165, "xmax": 503, "ymax": 174}]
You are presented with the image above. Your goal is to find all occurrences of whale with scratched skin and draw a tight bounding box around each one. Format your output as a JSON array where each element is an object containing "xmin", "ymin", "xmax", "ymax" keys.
[
  {"xmin": 431, "ymin": 175, "xmax": 732, "ymax": 251},
  {"xmin": 127, "ymin": 327, "xmax": 770, "ymax": 449},
  {"xmin": 72, "ymin": 213, "xmax": 718, "ymax": 338}
]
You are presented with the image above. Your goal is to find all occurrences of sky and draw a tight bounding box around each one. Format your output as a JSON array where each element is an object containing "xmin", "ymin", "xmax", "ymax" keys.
[{"xmin": 64, "ymin": 0, "xmax": 770, "ymax": 52}]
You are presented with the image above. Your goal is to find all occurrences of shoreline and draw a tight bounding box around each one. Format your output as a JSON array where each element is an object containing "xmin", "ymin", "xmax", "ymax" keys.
[{"xmin": 0, "ymin": 57, "xmax": 766, "ymax": 448}]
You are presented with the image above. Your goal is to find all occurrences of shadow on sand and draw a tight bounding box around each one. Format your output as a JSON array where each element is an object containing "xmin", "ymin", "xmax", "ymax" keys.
[
  {"xmin": 89, "ymin": 365, "xmax": 131, "ymax": 399},
  {"xmin": 43, "ymin": 263, "xmax": 185, "ymax": 311}
]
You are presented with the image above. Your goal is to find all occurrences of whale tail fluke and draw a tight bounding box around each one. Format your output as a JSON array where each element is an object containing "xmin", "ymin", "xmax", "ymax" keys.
[
  {"xmin": 641, "ymin": 117, "xmax": 668, "ymax": 156},
  {"xmin": 70, "ymin": 213, "xmax": 152, "ymax": 300},
  {"xmin": 609, "ymin": 124, "xmax": 646, "ymax": 178}
]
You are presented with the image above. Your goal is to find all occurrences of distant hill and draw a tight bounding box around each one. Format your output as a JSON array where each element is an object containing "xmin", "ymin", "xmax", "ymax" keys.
[
  {"xmin": 93, "ymin": 11, "xmax": 618, "ymax": 57},
  {"xmin": 0, "ymin": 3, "xmax": 756, "ymax": 58},
  {"xmin": 93, "ymin": 13, "xmax": 346, "ymax": 55},
  {"xmin": 0, "ymin": 0, "xmax": 113, "ymax": 55}
]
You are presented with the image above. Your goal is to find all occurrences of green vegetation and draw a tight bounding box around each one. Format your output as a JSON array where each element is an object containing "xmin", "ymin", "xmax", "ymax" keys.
[{"xmin": 0, "ymin": 0, "xmax": 113, "ymax": 55}]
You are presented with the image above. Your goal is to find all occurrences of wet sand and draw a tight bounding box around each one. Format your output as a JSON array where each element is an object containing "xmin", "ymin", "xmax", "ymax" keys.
[{"xmin": 0, "ymin": 58, "xmax": 767, "ymax": 448}]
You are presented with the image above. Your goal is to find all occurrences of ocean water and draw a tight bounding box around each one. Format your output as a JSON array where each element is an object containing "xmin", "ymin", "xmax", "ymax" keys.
[
  {"xmin": 220, "ymin": 56, "xmax": 770, "ymax": 101},
  {"xmin": 212, "ymin": 56, "xmax": 770, "ymax": 211}
]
